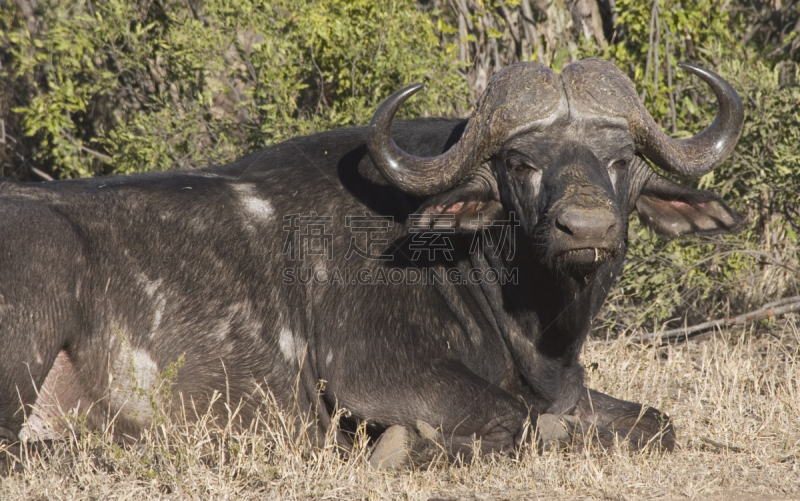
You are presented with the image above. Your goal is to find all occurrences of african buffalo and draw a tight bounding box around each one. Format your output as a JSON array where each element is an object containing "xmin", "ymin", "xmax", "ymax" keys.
[{"xmin": 0, "ymin": 59, "xmax": 743, "ymax": 465}]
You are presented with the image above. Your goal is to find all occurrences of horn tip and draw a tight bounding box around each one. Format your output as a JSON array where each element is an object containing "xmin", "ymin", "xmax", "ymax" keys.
[
  {"xmin": 400, "ymin": 83, "xmax": 425, "ymax": 97},
  {"xmin": 677, "ymin": 62, "xmax": 720, "ymax": 82},
  {"xmin": 677, "ymin": 61, "xmax": 702, "ymax": 74}
]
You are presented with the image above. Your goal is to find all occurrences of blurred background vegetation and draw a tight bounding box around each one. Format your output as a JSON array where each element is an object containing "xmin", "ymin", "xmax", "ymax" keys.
[{"xmin": 1, "ymin": 0, "xmax": 798, "ymax": 334}]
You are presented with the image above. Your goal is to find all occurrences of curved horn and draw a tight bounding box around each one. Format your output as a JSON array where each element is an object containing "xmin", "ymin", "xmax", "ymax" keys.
[
  {"xmin": 366, "ymin": 84, "xmax": 465, "ymax": 196},
  {"xmin": 636, "ymin": 63, "xmax": 744, "ymax": 177},
  {"xmin": 367, "ymin": 63, "xmax": 564, "ymax": 196},
  {"xmin": 561, "ymin": 59, "xmax": 744, "ymax": 178}
]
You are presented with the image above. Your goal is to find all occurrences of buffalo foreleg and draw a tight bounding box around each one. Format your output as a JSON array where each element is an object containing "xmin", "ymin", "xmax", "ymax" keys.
[{"xmin": 353, "ymin": 359, "xmax": 529, "ymax": 466}]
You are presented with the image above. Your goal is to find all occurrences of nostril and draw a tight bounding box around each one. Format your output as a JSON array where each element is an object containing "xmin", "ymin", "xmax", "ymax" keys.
[{"xmin": 555, "ymin": 216, "xmax": 574, "ymax": 235}]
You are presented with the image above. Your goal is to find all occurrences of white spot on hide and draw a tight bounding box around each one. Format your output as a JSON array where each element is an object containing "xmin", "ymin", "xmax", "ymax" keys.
[
  {"xmin": 213, "ymin": 320, "xmax": 232, "ymax": 341},
  {"xmin": 326, "ymin": 350, "xmax": 333, "ymax": 366},
  {"xmin": 194, "ymin": 172, "xmax": 219, "ymax": 178},
  {"xmin": 150, "ymin": 293, "xmax": 166, "ymax": 338},
  {"xmin": 279, "ymin": 326, "xmax": 305, "ymax": 363},
  {"xmin": 227, "ymin": 302, "xmax": 263, "ymax": 340},
  {"xmin": 246, "ymin": 321, "xmax": 263, "ymax": 340},
  {"xmin": 108, "ymin": 341, "xmax": 160, "ymax": 425},
  {"xmin": 279, "ymin": 327, "xmax": 294, "ymax": 361},
  {"xmin": 136, "ymin": 272, "xmax": 163, "ymax": 298},
  {"xmin": 608, "ymin": 166, "xmax": 619, "ymax": 193},
  {"xmin": 19, "ymin": 413, "xmax": 48, "ymax": 442},
  {"xmin": 232, "ymin": 183, "xmax": 274, "ymax": 222}
]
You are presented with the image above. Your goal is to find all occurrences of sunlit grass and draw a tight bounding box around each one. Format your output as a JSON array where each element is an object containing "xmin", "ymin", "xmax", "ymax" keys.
[{"xmin": 2, "ymin": 318, "xmax": 799, "ymax": 500}]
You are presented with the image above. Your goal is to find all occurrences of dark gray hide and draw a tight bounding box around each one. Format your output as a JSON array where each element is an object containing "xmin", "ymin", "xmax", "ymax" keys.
[{"xmin": 0, "ymin": 59, "xmax": 744, "ymax": 457}]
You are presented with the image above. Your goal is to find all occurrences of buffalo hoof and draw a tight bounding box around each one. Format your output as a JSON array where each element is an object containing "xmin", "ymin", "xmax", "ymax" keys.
[
  {"xmin": 576, "ymin": 388, "xmax": 676, "ymax": 452},
  {"xmin": 600, "ymin": 410, "xmax": 676, "ymax": 452}
]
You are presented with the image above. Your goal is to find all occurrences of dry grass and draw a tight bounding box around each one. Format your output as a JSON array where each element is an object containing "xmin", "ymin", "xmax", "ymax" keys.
[{"xmin": 2, "ymin": 317, "xmax": 799, "ymax": 501}]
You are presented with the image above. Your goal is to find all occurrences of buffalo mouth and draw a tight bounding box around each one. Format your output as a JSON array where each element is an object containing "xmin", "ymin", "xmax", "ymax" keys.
[{"xmin": 552, "ymin": 246, "xmax": 620, "ymax": 272}]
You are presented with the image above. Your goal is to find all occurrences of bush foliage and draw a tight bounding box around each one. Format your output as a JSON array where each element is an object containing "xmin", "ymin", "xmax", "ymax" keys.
[
  {"xmin": 1, "ymin": 0, "xmax": 798, "ymax": 329},
  {"xmin": 0, "ymin": 0, "xmax": 467, "ymax": 176}
]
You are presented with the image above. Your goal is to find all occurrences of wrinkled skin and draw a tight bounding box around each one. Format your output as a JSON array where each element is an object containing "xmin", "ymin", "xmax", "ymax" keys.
[{"xmin": 0, "ymin": 60, "xmax": 743, "ymax": 466}]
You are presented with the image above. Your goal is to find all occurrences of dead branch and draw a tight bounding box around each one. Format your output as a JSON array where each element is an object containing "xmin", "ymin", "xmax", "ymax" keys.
[
  {"xmin": 641, "ymin": 0, "xmax": 658, "ymax": 101},
  {"xmin": 663, "ymin": 20, "xmax": 677, "ymax": 133},
  {"xmin": 59, "ymin": 128, "xmax": 113, "ymax": 163},
  {"xmin": 519, "ymin": 0, "xmax": 540, "ymax": 62},
  {"xmin": 30, "ymin": 166, "xmax": 54, "ymax": 181},
  {"xmin": 495, "ymin": 0, "xmax": 520, "ymax": 47},
  {"xmin": 631, "ymin": 296, "xmax": 800, "ymax": 344}
]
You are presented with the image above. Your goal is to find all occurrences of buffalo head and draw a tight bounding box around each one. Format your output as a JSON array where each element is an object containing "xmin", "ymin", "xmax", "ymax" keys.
[{"xmin": 366, "ymin": 59, "xmax": 743, "ymax": 276}]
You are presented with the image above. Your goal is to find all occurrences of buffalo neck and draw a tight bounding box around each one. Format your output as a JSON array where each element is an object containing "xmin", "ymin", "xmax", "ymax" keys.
[{"xmin": 463, "ymin": 233, "xmax": 624, "ymax": 413}]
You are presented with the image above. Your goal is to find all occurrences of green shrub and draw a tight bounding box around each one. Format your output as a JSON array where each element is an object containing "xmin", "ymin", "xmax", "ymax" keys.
[
  {"xmin": 604, "ymin": 55, "xmax": 800, "ymax": 329},
  {"xmin": 1, "ymin": 0, "xmax": 468, "ymax": 178},
  {"xmin": 572, "ymin": 0, "xmax": 800, "ymax": 327},
  {"xmin": 2, "ymin": 0, "xmax": 798, "ymax": 330}
]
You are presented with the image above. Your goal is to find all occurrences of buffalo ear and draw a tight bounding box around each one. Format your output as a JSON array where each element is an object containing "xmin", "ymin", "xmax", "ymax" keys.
[
  {"xmin": 411, "ymin": 181, "xmax": 504, "ymax": 232},
  {"xmin": 635, "ymin": 173, "xmax": 743, "ymax": 237},
  {"xmin": 412, "ymin": 198, "xmax": 505, "ymax": 231}
]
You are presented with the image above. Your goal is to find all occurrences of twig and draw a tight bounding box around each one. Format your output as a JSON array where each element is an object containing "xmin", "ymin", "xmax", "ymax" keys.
[
  {"xmin": 700, "ymin": 436, "xmax": 742, "ymax": 453},
  {"xmin": 456, "ymin": 0, "xmax": 469, "ymax": 64},
  {"xmin": 453, "ymin": 0, "xmax": 474, "ymax": 30},
  {"xmin": 653, "ymin": 1, "xmax": 660, "ymax": 96},
  {"xmin": 489, "ymin": 28, "xmax": 500, "ymax": 71},
  {"xmin": 30, "ymin": 166, "xmax": 54, "ymax": 181},
  {"xmin": 308, "ymin": 45, "xmax": 328, "ymax": 117},
  {"xmin": 495, "ymin": 0, "xmax": 520, "ymax": 47},
  {"xmin": 59, "ymin": 128, "xmax": 113, "ymax": 163},
  {"xmin": 641, "ymin": 0, "xmax": 658, "ymax": 101},
  {"xmin": 631, "ymin": 296, "xmax": 800, "ymax": 344},
  {"xmin": 663, "ymin": 20, "xmax": 677, "ymax": 133},
  {"xmin": 686, "ymin": 249, "xmax": 800, "ymax": 277},
  {"xmin": 519, "ymin": 0, "xmax": 540, "ymax": 61}
]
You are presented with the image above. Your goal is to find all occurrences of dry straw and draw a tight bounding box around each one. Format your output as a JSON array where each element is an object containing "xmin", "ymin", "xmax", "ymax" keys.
[{"xmin": 2, "ymin": 317, "xmax": 799, "ymax": 500}]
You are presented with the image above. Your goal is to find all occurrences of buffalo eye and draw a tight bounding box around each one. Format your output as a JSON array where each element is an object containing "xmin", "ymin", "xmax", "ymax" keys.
[
  {"xmin": 609, "ymin": 159, "xmax": 628, "ymax": 171},
  {"xmin": 506, "ymin": 157, "xmax": 536, "ymax": 180},
  {"xmin": 607, "ymin": 158, "xmax": 629, "ymax": 193}
]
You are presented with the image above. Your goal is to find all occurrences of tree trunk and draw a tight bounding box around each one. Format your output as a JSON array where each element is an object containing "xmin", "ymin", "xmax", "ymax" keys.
[{"xmin": 428, "ymin": 0, "xmax": 613, "ymax": 99}]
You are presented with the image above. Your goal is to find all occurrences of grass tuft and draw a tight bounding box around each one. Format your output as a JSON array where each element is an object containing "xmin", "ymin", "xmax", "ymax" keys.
[{"xmin": 2, "ymin": 318, "xmax": 799, "ymax": 500}]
